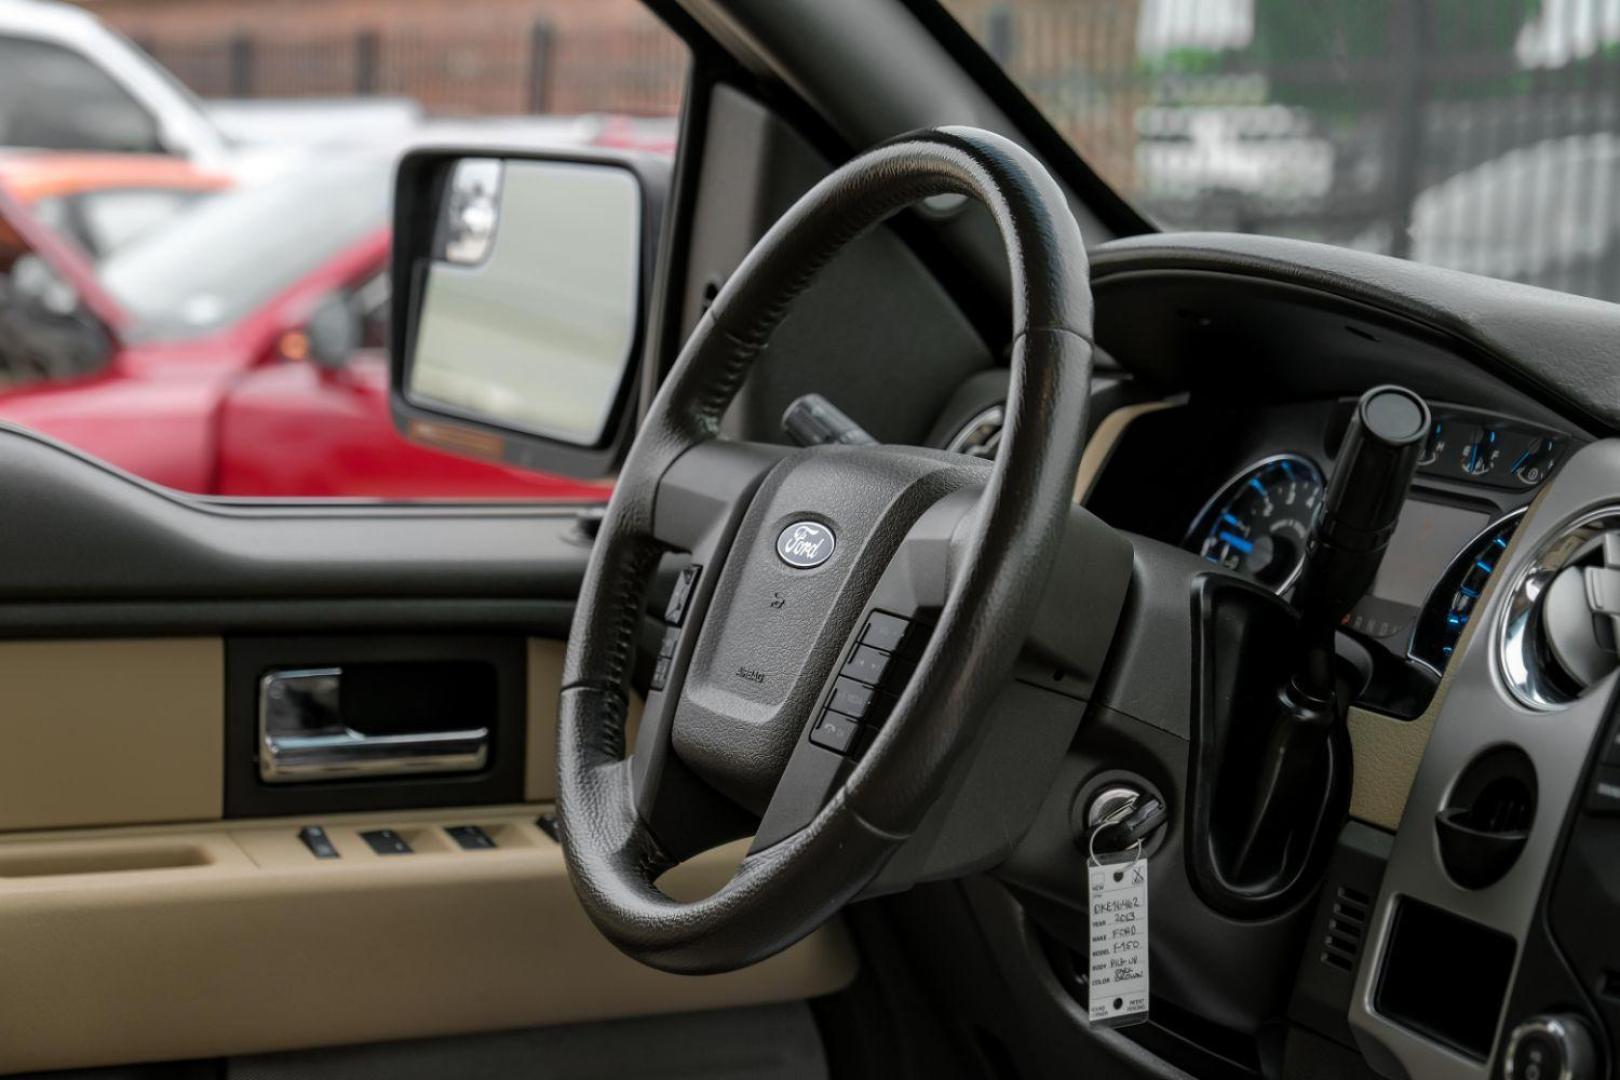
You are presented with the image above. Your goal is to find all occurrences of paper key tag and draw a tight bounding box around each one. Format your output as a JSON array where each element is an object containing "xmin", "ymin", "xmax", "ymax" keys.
[{"xmin": 1088, "ymin": 850, "xmax": 1150, "ymax": 1028}]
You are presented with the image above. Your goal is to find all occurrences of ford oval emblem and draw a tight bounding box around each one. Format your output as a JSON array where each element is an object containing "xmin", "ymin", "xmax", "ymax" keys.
[{"xmin": 776, "ymin": 521, "xmax": 835, "ymax": 569}]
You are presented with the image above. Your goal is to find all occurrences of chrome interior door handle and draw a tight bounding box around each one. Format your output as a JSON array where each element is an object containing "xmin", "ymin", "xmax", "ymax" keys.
[{"xmin": 259, "ymin": 667, "xmax": 489, "ymax": 782}]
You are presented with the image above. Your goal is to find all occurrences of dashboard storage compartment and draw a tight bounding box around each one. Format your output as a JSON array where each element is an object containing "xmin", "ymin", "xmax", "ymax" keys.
[{"xmin": 1374, "ymin": 897, "xmax": 1517, "ymax": 1059}]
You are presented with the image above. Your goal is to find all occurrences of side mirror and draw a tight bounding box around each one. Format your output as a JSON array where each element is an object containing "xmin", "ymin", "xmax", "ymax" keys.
[
  {"xmin": 389, "ymin": 148, "xmax": 666, "ymax": 479},
  {"xmin": 305, "ymin": 293, "xmax": 359, "ymax": 370}
]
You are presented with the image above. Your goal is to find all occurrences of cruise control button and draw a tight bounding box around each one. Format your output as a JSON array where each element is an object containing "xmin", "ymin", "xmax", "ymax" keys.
[
  {"xmin": 809, "ymin": 711, "xmax": 859, "ymax": 754},
  {"xmin": 828, "ymin": 677, "xmax": 875, "ymax": 719},
  {"xmin": 841, "ymin": 645, "xmax": 891, "ymax": 686},
  {"xmin": 665, "ymin": 564, "xmax": 701, "ymax": 627}
]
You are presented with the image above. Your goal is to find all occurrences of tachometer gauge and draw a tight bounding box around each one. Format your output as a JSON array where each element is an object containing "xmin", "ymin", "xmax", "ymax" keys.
[{"xmin": 1188, "ymin": 455, "xmax": 1325, "ymax": 593}]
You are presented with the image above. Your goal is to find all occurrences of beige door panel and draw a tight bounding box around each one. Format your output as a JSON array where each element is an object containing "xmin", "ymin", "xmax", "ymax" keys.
[
  {"xmin": 0, "ymin": 639, "xmax": 854, "ymax": 1073},
  {"xmin": 0, "ymin": 808, "xmax": 856, "ymax": 1074},
  {"xmin": 0, "ymin": 638, "xmax": 222, "ymax": 832}
]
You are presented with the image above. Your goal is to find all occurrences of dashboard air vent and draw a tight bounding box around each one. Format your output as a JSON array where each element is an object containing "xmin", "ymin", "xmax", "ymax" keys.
[
  {"xmin": 1499, "ymin": 508, "xmax": 1620, "ymax": 710},
  {"xmin": 1320, "ymin": 885, "xmax": 1371, "ymax": 973},
  {"xmin": 945, "ymin": 404, "xmax": 1005, "ymax": 460}
]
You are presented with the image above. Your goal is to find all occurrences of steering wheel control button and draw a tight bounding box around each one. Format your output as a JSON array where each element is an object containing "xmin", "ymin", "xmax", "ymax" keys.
[
  {"xmin": 360, "ymin": 828, "xmax": 412, "ymax": 856},
  {"xmin": 664, "ymin": 564, "xmax": 701, "ymax": 626},
  {"xmin": 809, "ymin": 711, "xmax": 859, "ymax": 754},
  {"xmin": 657, "ymin": 628, "xmax": 680, "ymax": 660},
  {"xmin": 829, "ymin": 677, "xmax": 876, "ymax": 719},
  {"xmin": 446, "ymin": 825, "xmax": 497, "ymax": 850},
  {"xmin": 860, "ymin": 611, "xmax": 911, "ymax": 653},
  {"xmin": 651, "ymin": 627, "xmax": 681, "ymax": 692},
  {"xmin": 775, "ymin": 521, "xmax": 835, "ymax": 569},
  {"xmin": 841, "ymin": 644, "xmax": 892, "ymax": 686},
  {"xmin": 298, "ymin": 825, "xmax": 339, "ymax": 860}
]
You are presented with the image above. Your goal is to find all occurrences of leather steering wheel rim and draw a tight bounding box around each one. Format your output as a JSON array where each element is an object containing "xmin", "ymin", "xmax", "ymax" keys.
[{"xmin": 557, "ymin": 126, "xmax": 1095, "ymax": 974}]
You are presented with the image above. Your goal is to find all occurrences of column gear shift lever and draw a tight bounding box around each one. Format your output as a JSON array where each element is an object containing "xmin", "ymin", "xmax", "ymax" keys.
[{"xmin": 1232, "ymin": 385, "xmax": 1430, "ymax": 880}]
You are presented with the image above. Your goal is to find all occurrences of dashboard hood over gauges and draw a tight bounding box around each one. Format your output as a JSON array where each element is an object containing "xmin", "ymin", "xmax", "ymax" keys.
[{"xmin": 1089, "ymin": 231, "xmax": 1618, "ymax": 439}]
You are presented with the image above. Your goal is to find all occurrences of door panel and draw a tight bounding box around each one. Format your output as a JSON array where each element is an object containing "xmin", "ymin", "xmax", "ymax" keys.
[
  {"xmin": 0, "ymin": 428, "xmax": 856, "ymax": 1073},
  {"xmin": 0, "ymin": 812, "xmax": 856, "ymax": 1074},
  {"xmin": 0, "ymin": 424, "xmax": 595, "ymax": 608},
  {"xmin": 0, "ymin": 638, "xmax": 221, "ymax": 831}
]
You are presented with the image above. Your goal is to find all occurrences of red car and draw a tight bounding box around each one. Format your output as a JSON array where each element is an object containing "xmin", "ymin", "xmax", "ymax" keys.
[{"xmin": 0, "ymin": 147, "xmax": 611, "ymax": 499}]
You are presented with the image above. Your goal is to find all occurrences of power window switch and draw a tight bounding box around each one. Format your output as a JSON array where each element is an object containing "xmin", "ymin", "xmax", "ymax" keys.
[
  {"xmin": 298, "ymin": 825, "xmax": 339, "ymax": 860},
  {"xmin": 446, "ymin": 824, "xmax": 497, "ymax": 850},
  {"xmin": 360, "ymin": 828, "xmax": 413, "ymax": 855}
]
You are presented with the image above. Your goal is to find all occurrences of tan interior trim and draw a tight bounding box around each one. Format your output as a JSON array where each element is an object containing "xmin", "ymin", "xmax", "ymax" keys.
[
  {"xmin": 526, "ymin": 637, "xmax": 566, "ymax": 802},
  {"xmin": 1073, "ymin": 399, "xmax": 1180, "ymax": 504},
  {"xmin": 0, "ymin": 806, "xmax": 857, "ymax": 1074},
  {"xmin": 0, "ymin": 638, "xmax": 222, "ymax": 832},
  {"xmin": 1347, "ymin": 496, "xmax": 1542, "ymax": 829},
  {"xmin": 525, "ymin": 638, "xmax": 642, "ymax": 801}
]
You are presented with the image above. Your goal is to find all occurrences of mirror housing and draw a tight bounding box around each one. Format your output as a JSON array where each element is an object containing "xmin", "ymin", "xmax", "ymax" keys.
[
  {"xmin": 305, "ymin": 292, "xmax": 359, "ymax": 371},
  {"xmin": 389, "ymin": 146, "xmax": 667, "ymax": 481}
]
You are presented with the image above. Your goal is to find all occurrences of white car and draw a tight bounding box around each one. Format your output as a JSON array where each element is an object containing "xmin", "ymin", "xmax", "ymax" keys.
[{"xmin": 0, "ymin": 0, "xmax": 230, "ymax": 166}]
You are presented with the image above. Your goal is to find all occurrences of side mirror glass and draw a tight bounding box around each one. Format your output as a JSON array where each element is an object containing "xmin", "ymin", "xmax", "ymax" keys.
[
  {"xmin": 389, "ymin": 149, "xmax": 665, "ymax": 480},
  {"xmin": 305, "ymin": 293, "xmax": 359, "ymax": 370}
]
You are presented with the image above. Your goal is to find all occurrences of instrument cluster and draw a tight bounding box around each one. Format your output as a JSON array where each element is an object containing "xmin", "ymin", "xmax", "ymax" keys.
[{"xmin": 1178, "ymin": 402, "xmax": 1577, "ymax": 715}]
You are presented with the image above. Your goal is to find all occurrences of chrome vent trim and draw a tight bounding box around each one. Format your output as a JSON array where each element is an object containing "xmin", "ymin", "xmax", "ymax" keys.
[{"xmin": 1497, "ymin": 505, "xmax": 1620, "ymax": 711}]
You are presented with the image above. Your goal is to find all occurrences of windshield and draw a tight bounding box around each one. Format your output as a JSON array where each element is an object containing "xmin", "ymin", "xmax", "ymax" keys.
[
  {"xmin": 942, "ymin": 0, "xmax": 1620, "ymax": 303},
  {"xmin": 98, "ymin": 151, "xmax": 393, "ymax": 340}
]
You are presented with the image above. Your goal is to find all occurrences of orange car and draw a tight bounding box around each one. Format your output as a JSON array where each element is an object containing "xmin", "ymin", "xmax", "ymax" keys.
[{"xmin": 0, "ymin": 151, "xmax": 230, "ymax": 259}]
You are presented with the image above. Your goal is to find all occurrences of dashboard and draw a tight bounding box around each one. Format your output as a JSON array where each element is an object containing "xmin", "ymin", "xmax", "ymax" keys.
[
  {"xmin": 1086, "ymin": 398, "xmax": 1580, "ymax": 718},
  {"xmin": 959, "ymin": 230, "xmax": 1620, "ymax": 1080}
]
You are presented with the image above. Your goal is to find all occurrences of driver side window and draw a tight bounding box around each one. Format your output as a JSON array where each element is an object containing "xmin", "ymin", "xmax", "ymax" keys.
[{"xmin": 0, "ymin": 9, "xmax": 685, "ymax": 503}]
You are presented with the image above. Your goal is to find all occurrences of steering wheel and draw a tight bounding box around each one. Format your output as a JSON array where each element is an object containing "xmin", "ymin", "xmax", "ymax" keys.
[{"xmin": 557, "ymin": 126, "xmax": 1095, "ymax": 974}]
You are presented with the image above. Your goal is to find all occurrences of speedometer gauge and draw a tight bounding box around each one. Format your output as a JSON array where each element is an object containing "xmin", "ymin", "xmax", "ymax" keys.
[{"xmin": 1188, "ymin": 454, "xmax": 1325, "ymax": 593}]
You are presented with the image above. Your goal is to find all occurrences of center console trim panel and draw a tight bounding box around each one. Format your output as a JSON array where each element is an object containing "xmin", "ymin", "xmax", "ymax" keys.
[{"xmin": 1349, "ymin": 439, "xmax": 1620, "ymax": 1079}]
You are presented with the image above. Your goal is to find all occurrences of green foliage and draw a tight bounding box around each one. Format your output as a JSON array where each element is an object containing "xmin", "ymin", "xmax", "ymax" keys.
[
  {"xmin": 1249, "ymin": 0, "xmax": 1542, "ymax": 112},
  {"xmin": 1139, "ymin": 46, "xmax": 1230, "ymax": 77}
]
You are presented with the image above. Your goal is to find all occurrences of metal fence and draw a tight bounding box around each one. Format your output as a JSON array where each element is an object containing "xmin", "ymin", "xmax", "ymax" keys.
[
  {"xmin": 140, "ymin": 18, "xmax": 687, "ymax": 119},
  {"xmin": 949, "ymin": 0, "xmax": 1620, "ymax": 303},
  {"xmin": 138, "ymin": 3, "xmax": 1620, "ymax": 302}
]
